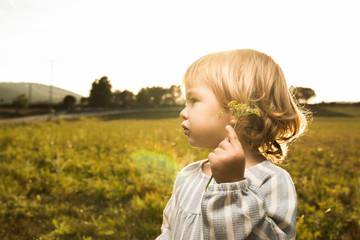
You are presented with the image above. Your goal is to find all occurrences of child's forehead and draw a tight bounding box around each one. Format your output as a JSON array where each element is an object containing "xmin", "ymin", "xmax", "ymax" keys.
[
  {"xmin": 183, "ymin": 77, "xmax": 203, "ymax": 88},
  {"xmin": 184, "ymin": 86, "xmax": 220, "ymax": 102},
  {"xmin": 183, "ymin": 75, "xmax": 209, "ymax": 91},
  {"xmin": 184, "ymin": 87, "xmax": 201, "ymax": 96},
  {"xmin": 183, "ymin": 82, "xmax": 210, "ymax": 95}
]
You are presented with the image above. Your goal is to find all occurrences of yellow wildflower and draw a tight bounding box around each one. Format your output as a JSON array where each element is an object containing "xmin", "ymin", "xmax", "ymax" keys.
[
  {"xmin": 228, "ymin": 101, "xmax": 260, "ymax": 118},
  {"xmin": 217, "ymin": 112, "xmax": 224, "ymax": 119}
]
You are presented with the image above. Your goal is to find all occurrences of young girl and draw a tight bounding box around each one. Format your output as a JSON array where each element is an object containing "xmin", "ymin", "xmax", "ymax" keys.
[{"xmin": 156, "ymin": 49, "xmax": 308, "ymax": 240}]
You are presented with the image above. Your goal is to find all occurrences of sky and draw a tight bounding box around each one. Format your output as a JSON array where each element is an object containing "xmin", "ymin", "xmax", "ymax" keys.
[{"xmin": 0, "ymin": 0, "xmax": 359, "ymax": 103}]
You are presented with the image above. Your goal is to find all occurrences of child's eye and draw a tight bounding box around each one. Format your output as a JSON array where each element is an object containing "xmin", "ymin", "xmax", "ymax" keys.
[{"xmin": 189, "ymin": 97, "xmax": 198, "ymax": 103}]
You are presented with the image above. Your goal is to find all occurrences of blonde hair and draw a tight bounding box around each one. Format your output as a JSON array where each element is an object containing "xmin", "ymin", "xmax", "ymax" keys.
[{"xmin": 183, "ymin": 49, "xmax": 310, "ymax": 163}]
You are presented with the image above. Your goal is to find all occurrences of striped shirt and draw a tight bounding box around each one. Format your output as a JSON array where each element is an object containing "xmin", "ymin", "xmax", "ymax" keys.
[{"xmin": 156, "ymin": 160, "xmax": 297, "ymax": 240}]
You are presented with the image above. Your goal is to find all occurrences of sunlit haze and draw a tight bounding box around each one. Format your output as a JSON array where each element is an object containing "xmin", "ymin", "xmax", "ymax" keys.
[{"xmin": 1, "ymin": 0, "xmax": 359, "ymax": 103}]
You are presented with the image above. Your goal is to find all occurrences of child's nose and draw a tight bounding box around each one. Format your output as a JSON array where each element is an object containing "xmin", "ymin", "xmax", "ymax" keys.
[{"xmin": 180, "ymin": 107, "xmax": 188, "ymax": 119}]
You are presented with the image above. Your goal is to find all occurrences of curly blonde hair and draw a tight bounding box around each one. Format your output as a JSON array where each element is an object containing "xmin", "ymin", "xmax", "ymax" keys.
[{"xmin": 182, "ymin": 49, "xmax": 310, "ymax": 163}]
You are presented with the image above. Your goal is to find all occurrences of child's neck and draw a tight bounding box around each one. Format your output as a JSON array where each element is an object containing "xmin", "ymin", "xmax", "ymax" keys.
[
  {"xmin": 244, "ymin": 151, "xmax": 266, "ymax": 168},
  {"xmin": 241, "ymin": 137, "xmax": 266, "ymax": 168}
]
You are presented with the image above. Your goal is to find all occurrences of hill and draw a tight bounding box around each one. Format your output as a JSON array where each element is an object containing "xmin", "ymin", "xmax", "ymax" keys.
[{"xmin": 0, "ymin": 82, "xmax": 83, "ymax": 104}]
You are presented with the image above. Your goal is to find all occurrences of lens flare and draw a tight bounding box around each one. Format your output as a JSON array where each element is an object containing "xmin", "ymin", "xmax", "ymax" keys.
[{"xmin": 130, "ymin": 151, "xmax": 180, "ymax": 187}]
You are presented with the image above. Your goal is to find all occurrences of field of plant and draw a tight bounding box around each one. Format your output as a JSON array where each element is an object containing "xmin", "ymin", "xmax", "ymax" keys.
[{"xmin": 0, "ymin": 106, "xmax": 359, "ymax": 239}]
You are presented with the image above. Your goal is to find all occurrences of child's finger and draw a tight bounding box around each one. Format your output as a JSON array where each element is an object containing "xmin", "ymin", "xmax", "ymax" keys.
[
  {"xmin": 208, "ymin": 152, "xmax": 216, "ymax": 161},
  {"xmin": 218, "ymin": 137, "xmax": 231, "ymax": 149},
  {"xmin": 226, "ymin": 125, "xmax": 239, "ymax": 144},
  {"xmin": 214, "ymin": 147, "xmax": 225, "ymax": 155}
]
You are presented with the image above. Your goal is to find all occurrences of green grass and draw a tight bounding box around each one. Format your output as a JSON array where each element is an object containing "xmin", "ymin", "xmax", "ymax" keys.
[
  {"xmin": 287, "ymin": 116, "xmax": 360, "ymax": 239},
  {"xmin": 0, "ymin": 107, "xmax": 359, "ymax": 239}
]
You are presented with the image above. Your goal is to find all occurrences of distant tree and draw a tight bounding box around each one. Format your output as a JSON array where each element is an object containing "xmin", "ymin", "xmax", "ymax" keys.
[
  {"xmin": 80, "ymin": 97, "xmax": 88, "ymax": 111},
  {"xmin": 148, "ymin": 87, "xmax": 166, "ymax": 106},
  {"xmin": 136, "ymin": 86, "xmax": 184, "ymax": 107},
  {"xmin": 63, "ymin": 95, "xmax": 76, "ymax": 112},
  {"xmin": 291, "ymin": 86, "xmax": 316, "ymax": 104},
  {"xmin": 80, "ymin": 97, "xmax": 88, "ymax": 106},
  {"xmin": 12, "ymin": 94, "xmax": 28, "ymax": 114},
  {"xmin": 112, "ymin": 90, "xmax": 122, "ymax": 107},
  {"xmin": 136, "ymin": 88, "xmax": 151, "ymax": 107},
  {"xmin": 169, "ymin": 85, "xmax": 184, "ymax": 105},
  {"xmin": 113, "ymin": 90, "xmax": 135, "ymax": 108},
  {"xmin": 157, "ymin": 85, "xmax": 184, "ymax": 106},
  {"xmin": 89, "ymin": 76, "xmax": 112, "ymax": 107},
  {"xmin": 162, "ymin": 89, "xmax": 176, "ymax": 106}
]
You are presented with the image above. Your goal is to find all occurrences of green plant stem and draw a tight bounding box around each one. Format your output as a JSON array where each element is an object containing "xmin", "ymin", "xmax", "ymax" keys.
[
  {"xmin": 205, "ymin": 176, "xmax": 212, "ymax": 191},
  {"xmin": 233, "ymin": 117, "xmax": 239, "ymax": 129}
]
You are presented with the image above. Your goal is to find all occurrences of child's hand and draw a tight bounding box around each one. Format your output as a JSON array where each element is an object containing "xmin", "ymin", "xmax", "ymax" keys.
[{"xmin": 208, "ymin": 125, "xmax": 245, "ymax": 183}]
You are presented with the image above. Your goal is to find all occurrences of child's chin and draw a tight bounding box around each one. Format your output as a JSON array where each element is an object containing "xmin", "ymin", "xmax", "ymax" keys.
[
  {"xmin": 188, "ymin": 139, "xmax": 202, "ymax": 148},
  {"xmin": 188, "ymin": 139, "xmax": 216, "ymax": 149}
]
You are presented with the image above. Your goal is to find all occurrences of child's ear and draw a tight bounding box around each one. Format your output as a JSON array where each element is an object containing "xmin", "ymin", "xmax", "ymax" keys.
[{"xmin": 229, "ymin": 116, "xmax": 237, "ymax": 125}]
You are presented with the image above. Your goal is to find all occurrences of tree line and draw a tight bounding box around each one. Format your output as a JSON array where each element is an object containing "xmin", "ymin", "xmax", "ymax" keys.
[
  {"xmin": 8, "ymin": 76, "xmax": 317, "ymax": 113},
  {"xmin": 67, "ymin": 76, "xmax": 184, "ymax": 111}
]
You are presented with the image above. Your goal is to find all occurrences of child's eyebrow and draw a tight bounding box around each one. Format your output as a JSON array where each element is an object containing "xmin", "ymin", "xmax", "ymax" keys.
[
  {"xmin": 185, "ymin": 89, "xmax": 199, "ymax": 96},
  {"xmin": 185, "ymin": 89, "xmax": 195, "ymax": 98},
  {"xmin": 185, "ymin": 92, "xmax": 200, "ymax": 101}
]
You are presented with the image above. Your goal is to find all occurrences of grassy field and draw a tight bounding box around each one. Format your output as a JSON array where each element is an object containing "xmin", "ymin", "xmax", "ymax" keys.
[{"xmin": 0, "ymin": 106, "xmax": 359, "ymax": 239}]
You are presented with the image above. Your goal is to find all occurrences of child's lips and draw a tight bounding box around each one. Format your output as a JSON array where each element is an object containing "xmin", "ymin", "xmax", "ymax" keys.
[
  {"xmin": 183, "ymin": 128, "xmax": 189, "ymax": 136},
  {"xmin": 181, "ymin": 124, "xmax": 189, "ymax": 136}
]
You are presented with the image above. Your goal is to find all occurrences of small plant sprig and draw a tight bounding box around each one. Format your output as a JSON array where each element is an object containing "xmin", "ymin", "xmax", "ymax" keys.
[
  {"xmin": 205, "ymin": 100, "xmax": 260, "ymax": 191},
  {"xmin": 218, "ymin": 100, "xmax": 261, "ymax": 128}
]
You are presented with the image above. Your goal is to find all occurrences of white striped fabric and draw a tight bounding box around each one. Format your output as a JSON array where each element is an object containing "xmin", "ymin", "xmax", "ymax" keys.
[{"xmin": 156, "ymin": 160, "xmax": 297, "ymax": 240}]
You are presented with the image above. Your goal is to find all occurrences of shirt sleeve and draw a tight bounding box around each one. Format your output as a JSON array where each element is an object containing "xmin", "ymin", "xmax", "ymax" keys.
[{"xmin": 201, "ymin": 172, "xmax": 297, "ymax": 240}]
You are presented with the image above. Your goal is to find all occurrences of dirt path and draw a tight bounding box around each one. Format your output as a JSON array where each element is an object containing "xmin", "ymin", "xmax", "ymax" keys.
[
  {"xmin": 0, "ymin": 108, "xmax": 180, "ymax": 124},
  {"xmin": 0, "ymin": 109, "xmax": 140, "ymax": 124}
]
